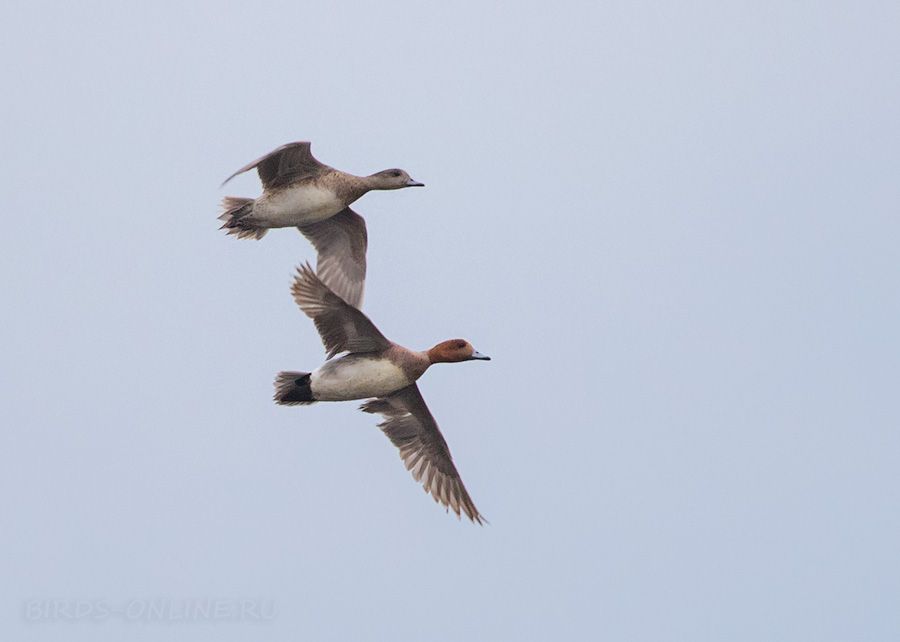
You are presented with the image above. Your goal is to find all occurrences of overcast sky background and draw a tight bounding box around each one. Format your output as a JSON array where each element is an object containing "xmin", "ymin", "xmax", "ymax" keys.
[{"xmin": 3, "ymin": 2, "xmax": 900, "ymax": 640}]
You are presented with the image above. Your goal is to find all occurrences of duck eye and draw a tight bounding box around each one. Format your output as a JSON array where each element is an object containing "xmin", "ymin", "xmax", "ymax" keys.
[{"xmin": 391, "ymin": 171, "xmax": 401, "ymax": 177}]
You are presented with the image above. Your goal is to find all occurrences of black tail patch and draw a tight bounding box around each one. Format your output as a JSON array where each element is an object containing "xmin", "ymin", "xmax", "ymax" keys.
[{"xmin": 274, "ymin": 371, "xmax": 316, "ymax": 405}]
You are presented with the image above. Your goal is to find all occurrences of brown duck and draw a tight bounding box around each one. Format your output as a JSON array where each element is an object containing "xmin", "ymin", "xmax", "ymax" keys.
[{"xmin": 219, "ymin": 142, "xmax": 423, "ymax": 308}]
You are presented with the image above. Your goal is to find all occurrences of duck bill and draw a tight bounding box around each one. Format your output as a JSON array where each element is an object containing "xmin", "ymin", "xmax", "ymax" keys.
[
  {"xmin": 470, "ymin": 351, "xmax": 491, "ymax": 361},
  {"xmin": 405, "ymin": 179, "xmax": 425, "ymax": 187}
]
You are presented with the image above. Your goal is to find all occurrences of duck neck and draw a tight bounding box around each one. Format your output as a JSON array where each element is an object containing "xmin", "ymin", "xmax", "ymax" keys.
[
  {"xmin": 396, "ymin": 349, "xmax": 432, "ymax": 382},
  {"xmin": 335, "ymin": 174, "xmax": 371, "ymax": 205}
]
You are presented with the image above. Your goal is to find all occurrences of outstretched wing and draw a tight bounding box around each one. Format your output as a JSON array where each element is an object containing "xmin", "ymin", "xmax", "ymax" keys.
[
  {"xmin": 290, "ymin": 263, "xmax": 389, "ymax": 358},
  {"xmin": 222, "ymin": 141, "xmax": 330, "ymax": 189},
  {"xmin": 361, "ymin": 384, "xmax": 484, "ymax": 524},
  {"xmin": 298, "ymin": 208, "xmax": 367, "ymax": 309}
]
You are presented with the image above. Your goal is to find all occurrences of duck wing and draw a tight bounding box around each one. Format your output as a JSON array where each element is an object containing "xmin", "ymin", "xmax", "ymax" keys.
[
  {"xmin": 222, "ymin": 141, "xmax": 330, "ymax": 190},
  {"xmin": 361, "ymin": 384, "xmax": 484, "ymax": 524},
  {"xmin": 297, "ymin": 208, "xmax": 367, "ymax": 309},
  {"xmin": 290, "ymin": 262, "xmax": 389, "ymax": 358}
]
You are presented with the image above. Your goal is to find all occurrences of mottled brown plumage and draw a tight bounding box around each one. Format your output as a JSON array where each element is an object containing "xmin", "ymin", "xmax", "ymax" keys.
[{"xmin": 219, "ymin": 142, "xmax": 423, "ymax": 308}]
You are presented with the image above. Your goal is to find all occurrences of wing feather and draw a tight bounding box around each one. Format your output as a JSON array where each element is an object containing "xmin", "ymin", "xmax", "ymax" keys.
[
  {"xmin": 297, "ymin": 208, "xmax": 367, "ymax": 309},
  {"xmin": 222, "ymin": 142, "xmax": 330, "ymax": 189},
  {"xmin": 290, "ymin": 263, "xmax": 389, "ymax": 358},
  {"xmin": 360, "ymin": 384, "xmax": 484, "ymax": 524}
]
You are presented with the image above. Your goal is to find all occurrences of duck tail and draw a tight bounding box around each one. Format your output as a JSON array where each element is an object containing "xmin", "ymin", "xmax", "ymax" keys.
[
  {"xmin": 218, "ymin": 197, "xmax": 268, "ymax": 240},
  {"xmin": 274, "ymin": 371, "xmax": 316, "ymax": 405}
]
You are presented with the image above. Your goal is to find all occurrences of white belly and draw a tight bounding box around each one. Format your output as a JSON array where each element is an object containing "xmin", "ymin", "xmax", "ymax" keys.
[
  {"xmin": 255, "ymin": 185, "xmax": 344, "ymax": 227},
  {"xmin": 311, "ymin": 356, "xmax": 413, "ymax": 401}
]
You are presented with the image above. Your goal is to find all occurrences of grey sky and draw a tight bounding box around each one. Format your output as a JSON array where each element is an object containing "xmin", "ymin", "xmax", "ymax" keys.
[{"xmin": 3, "ymin": 2, "xmax": 900, "ymax": 640}]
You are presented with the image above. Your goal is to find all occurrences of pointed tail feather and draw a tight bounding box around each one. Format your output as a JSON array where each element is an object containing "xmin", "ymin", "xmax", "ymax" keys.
[
  {"xmin": 274, "ymin": 371, "xmax": 316, "ymax": 405},
  {"xmin": 218, "ymin": 197, "xmax": 268, "ymax": 240}
]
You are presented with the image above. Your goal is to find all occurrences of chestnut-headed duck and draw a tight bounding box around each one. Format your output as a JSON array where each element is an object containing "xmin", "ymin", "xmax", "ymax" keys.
[
  {"xmin": 274, "ymin": 263, "xmax": 490, "ymax": 524},
  {"xmin": 219, "ymin": 141, "xmax": 423, "ymax": 308}
]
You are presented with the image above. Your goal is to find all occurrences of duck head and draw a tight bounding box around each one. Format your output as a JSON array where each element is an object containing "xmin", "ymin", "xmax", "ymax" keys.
[
  {"xmin": 367, "ymin": 169, "xmax": 424, "ymax": 189},
  {"xmin": 427, "ymin": 339, "xmax": 491, "ymax": 364}
]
